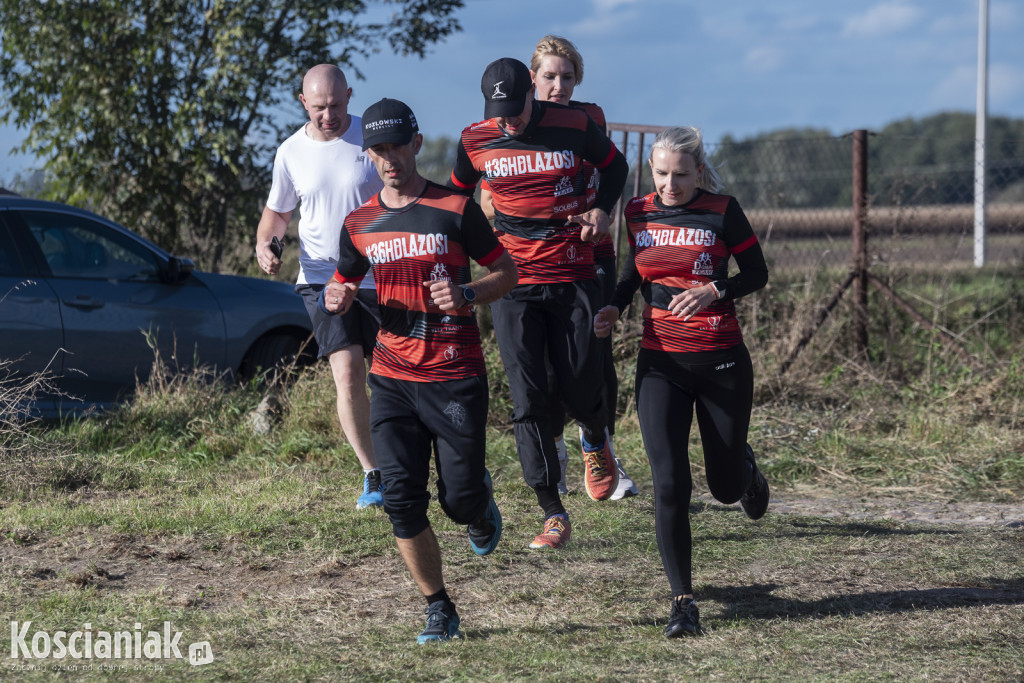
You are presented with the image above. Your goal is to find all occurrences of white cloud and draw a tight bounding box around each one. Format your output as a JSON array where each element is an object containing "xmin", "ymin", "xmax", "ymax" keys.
[
  {"xmin": 927, "ymin": 61, "xmax": 1024, "ymax": 114},
  {"xmin": 591, "ymin": 0, "xmax": 643, "ymax": 10},
  {"xmin": 928, "ymin": 65, "xmax": 979, "ymax": 111},
  {"xmin": 842, "ymin": 2, "xmax": 925, "ymax": 38},
  {"xmin": 990, "ymin": 63, "xmax": 1024, "ymax": 109},
  {"xmin": 990, "ymin": 0, "xmax": 1021, "ymax": 29},
  {"xmin": 568, "ymin": 0, "xmax": 646, "ymax": 37},
  {"xmin": 744, "ymin": 45, "xmax": 785, "ymax": 73}
]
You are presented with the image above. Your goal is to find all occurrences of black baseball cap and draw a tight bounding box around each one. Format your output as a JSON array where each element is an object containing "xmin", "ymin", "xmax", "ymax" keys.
[
  {"xmin": 481, "ymin": 58, "xmax": 533, "ymax": 119},
  {"xmin": 361, "ymin": 98, "xmax": 419, "ymax": 150}
]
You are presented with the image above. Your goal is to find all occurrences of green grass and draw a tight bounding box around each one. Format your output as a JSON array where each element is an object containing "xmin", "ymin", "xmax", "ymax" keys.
[
  {"xmin": 1, "ymin": 470, "xmax": 1021, "ymax": 681},
  {"xmin": 1, "ymin": 265, "xmax": 1022, "ymax": 680}
]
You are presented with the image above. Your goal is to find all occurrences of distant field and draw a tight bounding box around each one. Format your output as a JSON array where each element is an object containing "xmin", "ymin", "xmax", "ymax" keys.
[
  {"xmin": 762, "ymin": 232, "xmax": 1024, "ymax": 269},
  {"xmin": 746, "ymin": 203, "xmax": 1024, "ymax": 239}
]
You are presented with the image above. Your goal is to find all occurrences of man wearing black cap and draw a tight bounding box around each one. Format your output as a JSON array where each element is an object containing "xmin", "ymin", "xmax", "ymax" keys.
[
  {"xmin": 323, "ymin": 98, "xmax": 518, "ymax": 644},
  {"xmin": 448, "ymin": 58, "xmax": 629, "ymax": 550}
]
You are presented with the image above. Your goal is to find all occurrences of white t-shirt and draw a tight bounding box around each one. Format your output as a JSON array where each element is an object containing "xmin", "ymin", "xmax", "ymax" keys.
[{"xmin": 266, "ymin": 116, "xmax": 384, "ymax": 287}]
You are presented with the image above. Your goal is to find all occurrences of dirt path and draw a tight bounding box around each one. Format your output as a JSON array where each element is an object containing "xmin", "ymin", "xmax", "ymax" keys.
[{"xmin": 3, "ymin": 493, "xmax": 1019, "ymax": 613}]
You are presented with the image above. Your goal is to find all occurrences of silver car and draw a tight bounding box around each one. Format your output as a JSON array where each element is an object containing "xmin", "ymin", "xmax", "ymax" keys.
[{"xmin": 0, "ymin": 195, "xmax": 316, "ymax": 416}]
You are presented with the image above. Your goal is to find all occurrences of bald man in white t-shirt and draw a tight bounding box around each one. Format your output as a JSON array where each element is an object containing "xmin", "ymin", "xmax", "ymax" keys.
[{"xmin": 255, "ymin": 64, "xmax": 386, "ymax": 509}]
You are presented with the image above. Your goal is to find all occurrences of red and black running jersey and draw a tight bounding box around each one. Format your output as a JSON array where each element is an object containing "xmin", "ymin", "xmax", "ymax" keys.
[
  {"xmin": 573, "ymin": 101, "xmax": 615, "ymax": 262},
  {"xmin": 449, "ymin": 100, "xmax": 625, "ymax": 285},
  {"xmin": 335, "ymin": 182, "xmax": 505, "ymax": 382},
  {"xmin": 613, "ymin": 190, "xmax": 767, "ymax": 354}
]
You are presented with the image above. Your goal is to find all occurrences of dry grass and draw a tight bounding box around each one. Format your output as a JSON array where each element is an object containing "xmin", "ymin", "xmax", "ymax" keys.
[
  {"xmin": 1, "ymin": 265, "xmax": 1022, "ymax": 680},
  {"xmin": 1, "ymin": 474, "xmax": 1021, "ymax": 681}
]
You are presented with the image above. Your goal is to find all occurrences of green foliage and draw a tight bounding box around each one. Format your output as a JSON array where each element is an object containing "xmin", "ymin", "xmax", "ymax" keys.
[
  {"xmin": 874, "ymin": 112, "xmax": 1024, "ymax": 205},
  {"xmin": 417, "ymin": 134, "xmax": 458, "ymax": 185},
  {"xmin": 708, "ymin": 113, "xmax": 1024, "ymax": 209},
  {"xmin": 715, "ymin": 128, "xmax": 851, "ymax": 209},
  {"xmin": 0, "ymin": 0, "xmax": 464, "ymax": 272}
]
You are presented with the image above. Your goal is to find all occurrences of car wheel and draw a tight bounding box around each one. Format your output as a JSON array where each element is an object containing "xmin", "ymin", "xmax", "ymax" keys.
[{"xmin": 240, "ymin": 332, "xmax": 315, "ymax": 381}]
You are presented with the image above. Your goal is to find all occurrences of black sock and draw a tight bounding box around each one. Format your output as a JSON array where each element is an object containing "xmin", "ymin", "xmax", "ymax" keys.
[
  {"xmin": 534, "ymin": 485, "xmax": 566, "ymax": 519},
  {"xmin": 426, "ymin": 588, "xmax": 452, "ymax": 607}
]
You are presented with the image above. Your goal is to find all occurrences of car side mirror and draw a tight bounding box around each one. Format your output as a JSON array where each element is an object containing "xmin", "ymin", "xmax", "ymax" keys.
[{"xmin": 164, "ymin": 256, "xmax": 195, "ymax": 283}]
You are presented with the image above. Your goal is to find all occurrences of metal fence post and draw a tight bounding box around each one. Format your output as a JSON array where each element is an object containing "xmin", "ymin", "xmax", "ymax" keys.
[
  {"xmin": 852, "ymin": 130, "xmax": 869, "ymax": 356},
  {"xmin": 613, "ymin": 129, "xmax": 630, "ymax": 274}
]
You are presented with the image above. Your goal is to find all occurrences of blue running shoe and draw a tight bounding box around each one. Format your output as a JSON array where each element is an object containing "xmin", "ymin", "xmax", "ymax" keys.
[
  {"xmin": 468, "ymin": 469, "xmax": 502, "ymax": 556},
  {"xmin": 417, "ymin": 600, "xmax": 462, "ymax": 644},
  {"xmin": 356, "ymin": 470, "xmax": 384, "ymax": 509}
]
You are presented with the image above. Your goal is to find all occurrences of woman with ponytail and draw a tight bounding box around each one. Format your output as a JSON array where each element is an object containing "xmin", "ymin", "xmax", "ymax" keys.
[{"xmin": 594, "ymin": 126, "xmax": 770, "ymax": 637}]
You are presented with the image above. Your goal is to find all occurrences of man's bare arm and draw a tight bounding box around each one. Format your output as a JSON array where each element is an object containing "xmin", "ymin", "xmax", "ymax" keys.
[{"xmin": 255, "ymin": 206, "xmax": 292, "ymax": 275}]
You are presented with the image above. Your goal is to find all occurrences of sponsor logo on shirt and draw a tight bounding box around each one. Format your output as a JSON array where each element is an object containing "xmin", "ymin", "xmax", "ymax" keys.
[
  {"xmin": 484, "ymin": 150, "xmax": 577, "ymax": 179},
  {"xmin": 553, "ymin": 200, "xmax": 580, "ymax": 215},
  {"xmin": 366, "ymin": 233, "xmax": 449, "ymax": 266},
  {"xmin": 701, "ymin": 315, "xmax": 722, "ymax": 332},
  {"xmin": 430, "ymin": 263, "xmax": 451, "ymax": 282},
  {"xmin": 692, "ymin": 252, "xmax": 714, "ymax": 276},
  {"xmin": 553, "ymin": 175, "xmax": 574, "ymax": 197},
  {"xmin": 635, "ymin": 227, "xmax": 716, "ymax": 249}
]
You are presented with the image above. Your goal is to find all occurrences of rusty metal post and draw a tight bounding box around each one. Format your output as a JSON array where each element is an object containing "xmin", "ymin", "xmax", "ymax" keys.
[
  {"xmin": 612, "ymin": 129, "xmax": 629, "ymax": 273},
  {"xmin": 852, "ymin": 130, "xmax": 869, "ymax": 355},
  {"xmin": 633, "ymin": 132, "xmax": 645, "ymax": 201}
]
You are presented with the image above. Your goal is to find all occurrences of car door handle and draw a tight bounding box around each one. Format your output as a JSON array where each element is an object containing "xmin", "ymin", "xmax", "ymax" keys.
[{"xmin": 63, "ymin": 296, "xmax": 106, "ymax": 310}]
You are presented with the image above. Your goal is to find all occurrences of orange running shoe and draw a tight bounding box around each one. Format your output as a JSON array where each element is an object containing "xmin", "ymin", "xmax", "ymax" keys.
[
  {"xmin": 529, "ymin": 514, "xmax": 571, "ymax": 549},
  {"xmin": 581, "ymin": 432, "xmax": 618, "ymax": 501}
]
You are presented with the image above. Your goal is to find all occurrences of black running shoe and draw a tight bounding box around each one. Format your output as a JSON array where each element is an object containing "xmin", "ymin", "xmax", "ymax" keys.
[
  {"xmin": 664, "ymin": 597, "xmax": 702, "ymax": 637},
  {"xmin": 417, "ymin": 600, "xmax": 462, "ymax": 644},
  {"xmin": 740, "ymin": 444, "xmax": 770, "ymax": 520}
]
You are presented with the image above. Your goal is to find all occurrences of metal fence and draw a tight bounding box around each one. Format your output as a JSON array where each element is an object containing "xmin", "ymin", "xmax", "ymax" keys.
[{"xmin": 607, "ymin": 124, "xmax": 1024, "ymax": 275}]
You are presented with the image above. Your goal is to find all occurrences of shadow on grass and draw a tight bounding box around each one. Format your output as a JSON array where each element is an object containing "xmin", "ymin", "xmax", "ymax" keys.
[
  {"xmin": 705, "ymin": 578, "xmax": 1024, "ymax": 622},
  {"xmin": 461, "ymin": 572, "xmax": 1024, "ymax": 640},
  {"xmin": 463, "ymin": 577, "xmax": 1024, "ymax": 638},
  {"xmin": 695, "ymin": 503, "xmax": 981, "ymax": 541}
]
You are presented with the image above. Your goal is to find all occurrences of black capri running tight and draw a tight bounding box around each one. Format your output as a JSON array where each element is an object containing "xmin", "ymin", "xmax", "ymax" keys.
[{"xmin": 635, "ymin": 343, "xmax": 754, "ymax": 596}]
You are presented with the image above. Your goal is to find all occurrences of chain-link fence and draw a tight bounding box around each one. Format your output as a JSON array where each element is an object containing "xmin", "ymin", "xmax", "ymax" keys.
[{"xmin": 607, "ymin": 124, "xmax": 1024, "ymax": 275}]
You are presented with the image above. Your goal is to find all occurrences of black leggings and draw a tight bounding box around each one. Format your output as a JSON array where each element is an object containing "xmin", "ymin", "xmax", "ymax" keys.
[
  {"xmin": 636, "ymin": 344, "xmax": 754, "ymax": 596},
  {"xmin": 547, "ymin": 257, "xmax": 619, "ymax": 438}
]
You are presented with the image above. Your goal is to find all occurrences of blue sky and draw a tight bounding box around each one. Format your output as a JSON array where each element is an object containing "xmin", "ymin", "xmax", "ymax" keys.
[{"xmin": 2, "ymin": 0, "xmax": 1022, "ymax": 183}]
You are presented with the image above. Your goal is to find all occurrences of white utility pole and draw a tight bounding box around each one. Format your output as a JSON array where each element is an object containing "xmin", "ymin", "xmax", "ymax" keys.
[{"xmin": 974, "ymin": 0, "xmax": 988, "ymax": 267}]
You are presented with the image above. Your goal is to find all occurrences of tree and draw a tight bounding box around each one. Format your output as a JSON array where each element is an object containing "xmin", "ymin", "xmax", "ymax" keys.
[
  {"xmin": 0, "ymin": 0, "xmax": 463, "ymax": 271},
  {"xmin": 416, "ymin": 135, "xmax": 458, "ymax": 185}
]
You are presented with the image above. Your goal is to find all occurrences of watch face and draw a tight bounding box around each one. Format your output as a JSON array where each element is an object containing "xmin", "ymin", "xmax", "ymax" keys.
[{"xmin": 463, "ymin": 286, "xmax": 476, "ymax": 303}]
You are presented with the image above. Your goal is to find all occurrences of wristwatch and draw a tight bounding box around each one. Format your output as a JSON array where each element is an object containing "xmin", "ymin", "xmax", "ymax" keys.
[
  {"xmin": 710, "ymin": 280, "xmax": 728, "ymax": 300},
  {"xmin": 461, "ymin": 286, "xmax": 477, "ymax": 304}
]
